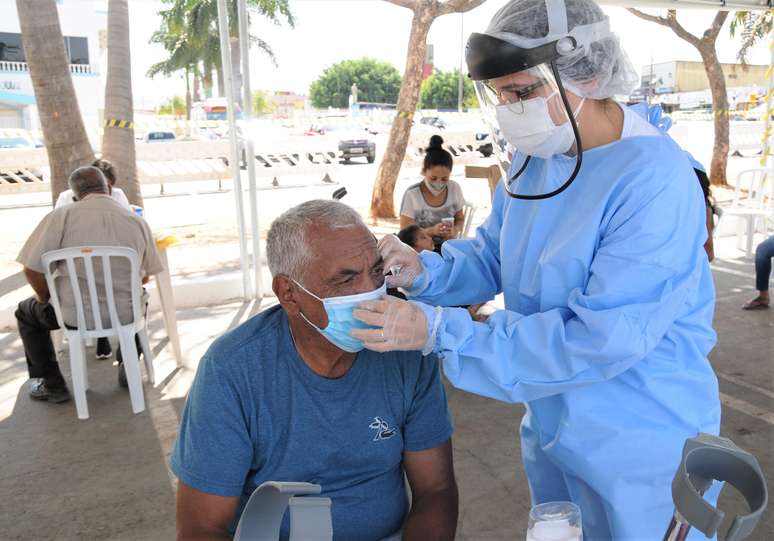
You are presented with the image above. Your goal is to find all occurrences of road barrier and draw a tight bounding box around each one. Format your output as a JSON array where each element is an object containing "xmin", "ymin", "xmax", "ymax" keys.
[{"xmin": 0, "ymin": 138, "xmax": 343, "ymax": 195}]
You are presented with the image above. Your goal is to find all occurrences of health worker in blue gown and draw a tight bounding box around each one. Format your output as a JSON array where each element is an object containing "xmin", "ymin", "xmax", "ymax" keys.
[{"xmin": 351, "ymin": 0, "xmax": 721, "ymax": 539}]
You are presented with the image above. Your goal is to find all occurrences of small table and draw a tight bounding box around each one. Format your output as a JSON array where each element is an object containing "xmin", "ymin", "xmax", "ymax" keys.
[{"xmin": 154, "ymin": 234, "xmax": 184, "ymax": 367}]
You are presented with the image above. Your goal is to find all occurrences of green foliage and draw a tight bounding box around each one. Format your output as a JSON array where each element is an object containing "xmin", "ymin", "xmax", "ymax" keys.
[
  {"xmin": 309, "ymin": 58, "xmax": 401, "ymax": 109},
  {"xmin": 730, "ymin": 11, "xmax": 773, "ymax": 65},
  {"xmin": 149, "ymin": 0, "xmax": 294, "ymax": 79},
  {"xmin": 157, "ymin": 95, "xmax": 187, "ymax": 116},
  {"xmin": 252, "ymin": 90, "xmax": 275, "ymax": 114},
  {"xmin": 418, "ymin": 69, "xmax": 478, "ymax": 110}
]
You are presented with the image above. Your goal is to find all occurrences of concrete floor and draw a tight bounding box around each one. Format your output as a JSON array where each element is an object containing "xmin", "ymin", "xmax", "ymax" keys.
[{"xmin": 1, "ymin": 252, "xmax": 773, "ymax": 540}]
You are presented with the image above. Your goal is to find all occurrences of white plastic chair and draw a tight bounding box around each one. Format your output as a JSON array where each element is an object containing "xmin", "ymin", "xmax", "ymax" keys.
[
  {"xmin": 41, "ymin": 246, "xmax": 154, "ymax": 420},
  {"xmin": 722, "ymin": 169, "xmax": 773, "ymax": 256},
  {"xmin": 460, "ymin": 202, "xmax": 477, "ymax": 239}
]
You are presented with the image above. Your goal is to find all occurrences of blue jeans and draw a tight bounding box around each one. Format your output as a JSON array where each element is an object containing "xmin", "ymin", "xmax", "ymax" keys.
[{"xmin": 755, "ymin": 235, "xmax": 774, "ymax": 291}]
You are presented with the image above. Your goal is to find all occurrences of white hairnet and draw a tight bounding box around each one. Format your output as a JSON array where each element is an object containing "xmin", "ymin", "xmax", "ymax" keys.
[{"xmin": 485, "ymin": 0, "xmax": 638, "ymax": 100}]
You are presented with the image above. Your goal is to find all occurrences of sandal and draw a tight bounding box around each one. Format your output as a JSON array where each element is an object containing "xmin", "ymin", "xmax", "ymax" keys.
[{"xmin": 742, "ymin": 298, "xmax": 770, "ymax": 310}]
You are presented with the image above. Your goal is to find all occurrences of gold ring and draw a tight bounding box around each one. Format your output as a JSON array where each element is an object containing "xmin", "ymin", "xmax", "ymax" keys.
[{"xmin": 380, "ymin": 329, "xmax": 385, "ymax": 340}]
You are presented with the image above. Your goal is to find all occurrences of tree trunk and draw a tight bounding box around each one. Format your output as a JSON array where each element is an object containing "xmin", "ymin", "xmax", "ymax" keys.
[
  {"xmin": 185, "ymin": 67, "xmax": 192, "ymax": 120},
  {"xmin": 203, "ymin": 61, "xmax": 213, "ymax": 99},
  {"xmin": 193, "ymin": 69, "xmax": 202, "ymax": 103},
  {"xmin": 216, "ymin": 65, "xmax": 225, "ymax": 98},
  {"xmin": 371, "ymin": 6, "xmax": 436, "ymax": 218},
  {"xmin": 700, "ymin": 44, "xmax": 730, "ymax": 186},
  {"xmin": 16, "ymin": 0, "xmax": 94, "ymax": 204},
  {"xmin": 101, "ymin": 0, "xmax": 141, "ymax": 206},
  {"xmin": 230, "ymin": 37, "xmax": 243, "ymax": 107}
]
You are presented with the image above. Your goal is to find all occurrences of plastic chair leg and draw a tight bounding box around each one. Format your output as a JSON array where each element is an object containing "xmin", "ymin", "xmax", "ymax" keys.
[
  {"xmin": 736, "ymin": 218, "xmax": 746, "ymax": 251},
  {"xmin": 51, "ymin": 329, "xmax": 64, "ymax": 355},
  {"xmin": 118, "ymin": 331, "xmax": 146, "ymax": 415},
  {"xmin": 68, "ymin": 337, "xmax": 89, "ymax": 420},
  {"xmin": 137, "ymin": 329, "xmax": 155, "ymax": 386},
  {"xmin": 746, "ymin": 219, "xmax": 755, "ymax": 257},
  {"xmin": 81, "ymin": 348, "xmax": 89, "ymax": 391}
]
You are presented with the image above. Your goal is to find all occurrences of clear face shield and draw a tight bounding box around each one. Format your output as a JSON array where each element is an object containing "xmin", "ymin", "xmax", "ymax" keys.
[{"xmin": 466, "ymin": 33, "xmax": 586, "ymax": 200}]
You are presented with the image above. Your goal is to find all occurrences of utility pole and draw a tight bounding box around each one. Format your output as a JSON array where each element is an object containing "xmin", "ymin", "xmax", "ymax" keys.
[{"xmin": 457, "ymin": 12, "xmax": 464, "ymax": 112}]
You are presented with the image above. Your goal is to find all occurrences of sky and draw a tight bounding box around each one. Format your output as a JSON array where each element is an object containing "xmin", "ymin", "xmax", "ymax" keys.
[{"xmin": 125, "ymin": 0, "xmax": 773, "ymax": 106}]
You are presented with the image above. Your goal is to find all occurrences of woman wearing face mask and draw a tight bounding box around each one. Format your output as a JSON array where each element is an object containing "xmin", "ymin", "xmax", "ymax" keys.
[
  {"xmin": 399, "ymin": 135, "xmax": 465, "ymax": 250},
  {"xmin": 352, "ymin": 0, "xmax": 720, "ymax": 539}
]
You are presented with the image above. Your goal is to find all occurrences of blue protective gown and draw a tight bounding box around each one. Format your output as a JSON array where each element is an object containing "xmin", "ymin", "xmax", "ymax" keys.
[{"xmin": 407, "ymin": 125, "xmax": 721, "ymax": 540}]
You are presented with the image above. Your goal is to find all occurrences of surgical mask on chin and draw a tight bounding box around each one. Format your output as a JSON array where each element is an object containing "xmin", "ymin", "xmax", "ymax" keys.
[
  {"xmin": 495, "ymin": 92, "xmax": 585, "ymax": 159},
  {"xmin": 293, "ymin": 280, "xmax": 387, "ymax": 353},
  {"xmin": 424, "ymin": 178, "xmax": 447, "ymax": 196}
]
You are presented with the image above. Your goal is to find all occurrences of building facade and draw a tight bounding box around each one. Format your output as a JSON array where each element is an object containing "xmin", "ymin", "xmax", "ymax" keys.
[
  {"xmin": 640, "ymin": 60, "xmax": 767, "ymax": 95},
  {"xmin": 0, "ymin": 0, "xmax": 105, "ymax": 130}
]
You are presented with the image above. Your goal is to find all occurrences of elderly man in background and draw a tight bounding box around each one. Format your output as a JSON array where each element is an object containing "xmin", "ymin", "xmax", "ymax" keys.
[
  {"xmin": 54, "ymin": 158, "xmax": 131, "ymax": 360},
  {"xmin": 172, "ymin": 200, "xmax": 457, "ymax": 541},
  {"xmin": 15, "ymin": 166, "xmax": 163, "ymax": 403}
]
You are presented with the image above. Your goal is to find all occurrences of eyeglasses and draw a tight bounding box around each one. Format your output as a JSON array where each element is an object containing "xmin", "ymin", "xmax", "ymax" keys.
[{"xmin": 483, "ymin": 79, "xmax": 547, "ymax": 104}]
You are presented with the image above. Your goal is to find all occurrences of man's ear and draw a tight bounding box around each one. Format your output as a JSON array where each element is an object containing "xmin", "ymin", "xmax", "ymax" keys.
[{"xmin": 273, "ymin": 275, "xmax": 300, "ymax": 316}]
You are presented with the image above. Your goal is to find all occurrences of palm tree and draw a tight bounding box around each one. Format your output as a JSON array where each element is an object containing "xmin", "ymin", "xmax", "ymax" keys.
[
  {"xmin": 150, "ymin": 0, "xmax": 293, "ymax": 107},
  {"xmin": 15, "ymin": 0, "xmax": 95, "ymax": 204},
  {"xmin": 102, "ymin": 0, "xmax": 141, "ymax": 206},
  {"xmin": 371, "ymin": 0, "xmax": 486, "ymax": 218},
  {"xmin": 148, "ymin": 4, "xmax": 200, "ymax": 118},
  {"xmin": 730, "ymin": 11, "xmax": 773, "ymax": 65},
  {"xmin": 185, "ymin": 0, "xmax": 292, "ymax": 104}
]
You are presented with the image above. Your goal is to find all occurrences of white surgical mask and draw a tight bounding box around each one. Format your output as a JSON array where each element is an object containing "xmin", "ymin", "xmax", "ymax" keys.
[
  {"xmin": 424, "ymin": 178, "xmax": 447, "ymax": 196},
  {"xmin": 496, "ymin": 92, "xmax": 585, "ymax": 159}
]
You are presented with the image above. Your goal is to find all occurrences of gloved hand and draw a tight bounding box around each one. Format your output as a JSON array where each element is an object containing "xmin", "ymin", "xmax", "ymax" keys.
[
  {"xmin": 379, "ymin": 234, "xmax": 424, "ymax": 289},
  {"xmin": 352, "ymin": 295, "xmax": 431, "ymax": 353}
]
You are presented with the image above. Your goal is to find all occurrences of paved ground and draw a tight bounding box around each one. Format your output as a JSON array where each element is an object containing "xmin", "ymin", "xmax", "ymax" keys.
[
  {"xmin": 0, "ymin": 120, "xmax": 772, "ymax": 539},
  {"xmin": 0, "ymin": 240, "xmax": 772, "ymax": 540}
]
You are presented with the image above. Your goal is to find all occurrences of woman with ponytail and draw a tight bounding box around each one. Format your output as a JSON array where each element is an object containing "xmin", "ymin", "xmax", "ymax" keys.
[{"xmin": 399, "ymin": 135, "xmax": 466, "ymax": 251}]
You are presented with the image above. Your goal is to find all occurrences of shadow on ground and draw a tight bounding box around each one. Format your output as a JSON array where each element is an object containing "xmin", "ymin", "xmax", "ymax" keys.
[{"xmin": 0, "ymin": 257, "xmax": 772, "ymax": 539}]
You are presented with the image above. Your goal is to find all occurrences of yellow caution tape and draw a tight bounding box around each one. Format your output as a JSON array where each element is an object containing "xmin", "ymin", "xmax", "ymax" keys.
[
  {"xmin": 396, "ymin": 111, "xmax": 414, "ymax": 119},
  {"xmin": 104, "ymin": 118, "xmax": 135, "ymax": 129}
]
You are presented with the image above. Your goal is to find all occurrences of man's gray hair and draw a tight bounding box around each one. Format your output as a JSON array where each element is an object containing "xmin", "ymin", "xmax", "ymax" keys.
[
  {"xmin": 68, "ymin": 166, "xmax": 108, "ymax": 199},
  {"xmin": 267, "ymin": 199, "xmax": 365, "ymax": 280}
]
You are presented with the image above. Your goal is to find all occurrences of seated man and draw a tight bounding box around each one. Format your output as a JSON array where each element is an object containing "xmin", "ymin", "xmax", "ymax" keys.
[
  {"xmin": 15, "ymin": 166, "xmax": 164, "ymax": 403},
  {"xmin": 171, "ymin": 200, "xmax": 457, "ymax": 541},
  {"xmin": 55, "ymin": 158, "xmax": 131, "ymax": 360}
]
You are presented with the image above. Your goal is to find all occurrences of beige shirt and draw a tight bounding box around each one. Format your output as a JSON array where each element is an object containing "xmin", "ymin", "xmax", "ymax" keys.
[{"xmin": 17, "ymin": 194, "xmax": 165, "ymax": 328}]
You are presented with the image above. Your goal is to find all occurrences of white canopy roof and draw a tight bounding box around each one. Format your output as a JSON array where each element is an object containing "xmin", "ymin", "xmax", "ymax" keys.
[{"xmin": 597, "ymin": 0, "xmax": 772, "ymax": 10}]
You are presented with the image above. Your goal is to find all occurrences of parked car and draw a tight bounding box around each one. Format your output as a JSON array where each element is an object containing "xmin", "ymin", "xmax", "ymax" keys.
[
  {"xmin": 144, "ymin": 130, "xmax": 176, "ymax": 143},
  {"xmin": 419, "ymin": 116, "xmax": 447, "ymax": 130},
  {"xmin": 314, "ymin": 124, "xmax": 376, "ymax": 163},
  {"xmin": 475, "ymin": 131, "xmax": 493, "ymax": 157},
  {"xmin": 338, "ymin": 131, "xmax": 376, "ymax": 163}
]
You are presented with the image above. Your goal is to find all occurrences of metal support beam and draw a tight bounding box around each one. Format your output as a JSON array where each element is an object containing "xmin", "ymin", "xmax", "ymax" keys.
[
  {"xmin": 216, "ymin": 0, "xmax": 252, "ymax": 299},
  {"xmin": 237, "ymin": 0, "xmax": 263, "ymax": 300},
  {"xmin": 597, "ymin": 0, "xmax": 773, "ymax": 10}
]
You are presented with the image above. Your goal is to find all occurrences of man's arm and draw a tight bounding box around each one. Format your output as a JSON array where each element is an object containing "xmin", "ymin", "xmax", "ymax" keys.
[
  {"xmin": 23, "ymin": 267, "xmax": 50, "ymax": 303},
  {"xmin": 402, "ymin": 439, "xmax": 458, "ymax": 541},
  {"xmin": 176, "ymin": 481, "xmax": 240, "ymax": 541}
]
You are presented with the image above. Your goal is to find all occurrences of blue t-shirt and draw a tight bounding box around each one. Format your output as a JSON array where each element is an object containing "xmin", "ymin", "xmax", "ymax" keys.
[{"xmin": 170, "ymin": 305, "xmax": 453, "ymax": 540}]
